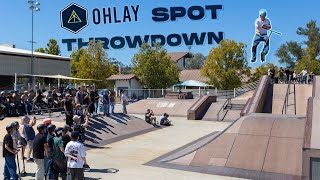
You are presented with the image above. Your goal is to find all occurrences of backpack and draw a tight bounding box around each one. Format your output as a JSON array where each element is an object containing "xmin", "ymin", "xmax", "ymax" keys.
[{"xmin": 24, "ymin": 124, "xmax": 35, "ymax": 141}]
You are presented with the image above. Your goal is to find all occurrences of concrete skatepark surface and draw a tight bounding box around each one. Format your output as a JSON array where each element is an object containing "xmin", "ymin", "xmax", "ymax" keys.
[
  {"xmin": 0, "ymin": 114, "xmax": 234, "ymax": 180},
  {"xmin": 126, "ymin": 98, "xmax": 198, "ymax": 117},
  {"xmin": 147, "ymin": 113, "xmax": 306, "ymax": 179},
  {"xmin": 0, "ymin": 82, "xmax": 315, "ymax": 179}
]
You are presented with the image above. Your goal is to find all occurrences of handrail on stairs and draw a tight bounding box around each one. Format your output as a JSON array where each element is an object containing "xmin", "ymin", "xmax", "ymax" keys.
[
  {"xmin": 281, "ymin": 81, "xmax": 297, "ymax": 115},
  {"xmin": 217, "ymin": 98, "xmax": 231, "ymax": 121}
]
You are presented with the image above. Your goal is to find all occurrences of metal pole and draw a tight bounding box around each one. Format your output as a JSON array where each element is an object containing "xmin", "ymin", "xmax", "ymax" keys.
[
  {"xmin": 31, "ymin": 8, "xmax": 35, "ymax": 85},
  {"xmin": 14, "ymin": 73, "xmax": 17, "ymax": 91},
  {"xmin": 294, "ymin": 83, "xmax": 296, "ymax": 115}
]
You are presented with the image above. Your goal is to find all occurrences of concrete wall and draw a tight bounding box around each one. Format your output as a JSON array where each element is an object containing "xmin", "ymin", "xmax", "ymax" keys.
[
  {"xmin": 0, "ymin": 54, "xmax": 70, "ymax": 76},
  {"xmin": 246, "ymin": 76, "xmax": 271, "ymax": 114},
  {"xmin": 187, "ymin": 95, "xmax": 217, "ymax": 120},
  {"xmin": 303, "ymin": 76, "xmax": 320, "ymax": 179}
]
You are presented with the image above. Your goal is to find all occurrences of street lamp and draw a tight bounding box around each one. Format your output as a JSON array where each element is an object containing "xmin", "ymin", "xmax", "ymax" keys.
[{"xmin": 28, "ymin": 1, "xmax": 40, "ymax": 86}]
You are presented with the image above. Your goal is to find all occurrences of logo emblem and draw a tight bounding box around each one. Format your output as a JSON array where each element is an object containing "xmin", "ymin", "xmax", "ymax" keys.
[{"xmin": 60, "ymin": 3, "xmax": 88, "ymax": 34}]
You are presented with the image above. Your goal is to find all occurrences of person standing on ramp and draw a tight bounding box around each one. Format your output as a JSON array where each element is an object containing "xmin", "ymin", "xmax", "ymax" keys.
[{"xmin": 251, "ymin": 9, "xmax": 272, "ymax": 63}]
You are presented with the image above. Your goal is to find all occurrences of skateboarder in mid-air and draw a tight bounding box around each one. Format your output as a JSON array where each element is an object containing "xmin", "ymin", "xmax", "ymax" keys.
[{"xmin": 251, "ymin": 9, "xmax": 271, "ymax": 63}]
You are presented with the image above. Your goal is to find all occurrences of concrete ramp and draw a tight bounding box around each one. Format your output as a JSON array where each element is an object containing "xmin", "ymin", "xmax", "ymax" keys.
[
  {"xmin": 147, "ymin": 113, "xmax": 306, "ymax": 179},
  {"xmin": 202, "ymin": 99, "xmax": 246, "ymax": 121},
  {"xmin": 126, "ymin": 99, "xmax": 197, "ymax": 117},
  {"xmin": 272, "ymin": 84, "xmax": 312, "ymax": 115}
]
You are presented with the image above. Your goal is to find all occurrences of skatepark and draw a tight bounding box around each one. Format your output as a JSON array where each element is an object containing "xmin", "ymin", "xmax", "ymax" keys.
[{"xmin": 0, "ymin": 75, "xmax": 318, "ymax": 179}]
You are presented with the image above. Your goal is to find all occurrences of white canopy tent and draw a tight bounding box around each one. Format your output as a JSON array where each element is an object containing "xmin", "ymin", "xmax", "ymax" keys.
[
  {"xmin": 173, "ymin": 80, "xmax": 211, "ymax": 96},
  {"xmin": 14, "ymin": 73, "xmax": 101, "ymax": 91}
]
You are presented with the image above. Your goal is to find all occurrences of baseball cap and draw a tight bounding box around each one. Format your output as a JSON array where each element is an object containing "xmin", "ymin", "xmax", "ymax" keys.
[{"xmin": 43, "ymin": 118, "xmax": 52, "ymax": 125}]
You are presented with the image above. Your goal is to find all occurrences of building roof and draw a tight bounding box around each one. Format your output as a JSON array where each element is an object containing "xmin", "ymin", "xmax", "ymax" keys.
[
  {"xmin": 167, "ymin": 52, "xmax": 191, "ymax": 62},
  {"xmin": 107, "ymin": 74, "xmax": 137, "ymax": 81},
  {"xmin": 0, "ymin": 45, "xmax": 70, "ymax": 61},
  {"xmin": 179, "ymin": 69, "xmax": 209, "ymax": 83}
]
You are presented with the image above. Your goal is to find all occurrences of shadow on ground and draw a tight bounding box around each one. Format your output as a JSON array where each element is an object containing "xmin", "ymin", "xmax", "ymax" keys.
[{"xmin": 84, "ymin": 114, "xmax": 162, "ymax": 148}]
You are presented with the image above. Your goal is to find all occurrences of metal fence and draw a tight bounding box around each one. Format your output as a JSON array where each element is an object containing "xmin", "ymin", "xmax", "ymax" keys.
[{"xmin": 119, "ymin": 88, "xmax": 235, "ymax": 100}]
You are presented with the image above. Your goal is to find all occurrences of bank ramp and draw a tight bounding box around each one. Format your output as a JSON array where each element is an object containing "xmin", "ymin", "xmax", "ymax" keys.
[{"xmin": 147, "ymin": 76, "xmax": 317, "ymax": 180}]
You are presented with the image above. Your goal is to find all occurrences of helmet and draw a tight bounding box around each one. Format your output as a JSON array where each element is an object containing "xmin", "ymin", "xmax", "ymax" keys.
[
  {"xmin": 11, "ymin": 121, "xmax": 19, "ymax": 128},
  {"xmin": 259, "ymin": 9, "xmax": 267, "ymax": 17},
  {"xmin": 47, "ymin": 124, "xmax": 56, "ymax": 133},
  {"xmin": 55, "ymin": 127, "xmax": 64, "ymax": 137},
  {"xmin": 37, "ymin": 124, "xmax": 47, "ymax": 132}
]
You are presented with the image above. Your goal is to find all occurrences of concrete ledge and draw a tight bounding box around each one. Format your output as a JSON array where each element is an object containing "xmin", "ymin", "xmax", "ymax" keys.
[
  {"xmin": 246, "ymin": 76, "xmax": 271, "ymax": 114},
  {"xmin": 240, "ymin": 97, "xmax": 251, "ymax": 117},
  {"xmin": 187, "ymin": 96, "xmax": 217, "ymax": 120}
]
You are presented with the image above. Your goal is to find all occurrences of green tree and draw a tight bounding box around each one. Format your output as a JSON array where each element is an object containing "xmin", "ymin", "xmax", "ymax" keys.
[
  {"xmin": 295, "ymin": 47, "xmax": 320, "ymax": 74},
  {"xmin": 110, "ymin": 58, "xmax": 133, "ymax": 74},
  {"xmin": 276, "ymin": 20, "xmax": 320, "ymax": 73},
  {"xmin": 250, "ymin": 63, "xmax": 276, "ymax": 82},
  {"xmin": 275, "ymin": 42, "xmax": 304, "ymax": 69},
  {"xmin": 132, "ymin": 42, "xmax": 179, "ymax": 89},
  {"xmin": 35, "ymin": 48, "xmax": 45, "ymax": 53},
  {"xmin": 35, "ymin": 39, "xmax": 61, "ymax": 55},
  {"xmin": 70, "ymin": 40, "xmax": 117, "ymax": 88},
  {"xmin": 201, "ymin": 39, "xmax": 250, "ymax": 90},
  {"xmin": 185, "ymin": 53, "xmax": 206, "ymax": 69},
  {"xmin": 45, "ymin": 39, "xmax": 61, "ymax": 55},
  {"xmin": 297, "ymin": 20, "xmax": 320, "ymax": 55},
  {"xmin": 70, "ymin": 48, "xmax": 85, "ymax": 77}
]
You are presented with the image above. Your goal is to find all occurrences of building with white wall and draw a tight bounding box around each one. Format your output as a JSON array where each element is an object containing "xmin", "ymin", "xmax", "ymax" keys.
[
  {"xmin": 0, "ymin": 45, "xmax": 71, "ymax": 88},
  {"xmin": 107, "ymin": 74, "xmax": 142, "ymax": 96}
]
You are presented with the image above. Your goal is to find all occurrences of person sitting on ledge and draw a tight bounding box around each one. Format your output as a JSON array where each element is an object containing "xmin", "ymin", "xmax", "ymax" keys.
[
  {"xmin": 160, "ymin": 113, "xmax": 171, "ymax": 126},
  {"xmin": 145, "ymin": 109, "xmax": 156, "ymax": 125}
]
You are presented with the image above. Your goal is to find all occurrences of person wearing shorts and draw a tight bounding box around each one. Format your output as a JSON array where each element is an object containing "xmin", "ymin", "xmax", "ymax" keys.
[{"xmin": 19, "ymin": 116, "xmax": 36, "ymax": 162}]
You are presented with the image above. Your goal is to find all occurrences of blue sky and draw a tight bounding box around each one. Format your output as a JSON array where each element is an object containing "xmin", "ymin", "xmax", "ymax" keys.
[{"xmin": 0, "ymin": 0, "xmax": 319, "ymax": 68}]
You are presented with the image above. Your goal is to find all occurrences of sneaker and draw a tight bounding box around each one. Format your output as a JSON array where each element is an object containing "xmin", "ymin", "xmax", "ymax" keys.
[
  {"xmin": 250, "ymin": 58, "xmax": 256, "ymax": 63},
  {"xmin": 261, "ymin": 52, "xmax": 265, "ymax": 62},
  {"xmin": 26, "ymin": 158, "xmax": 34, "ymax": 163},
  {"xmin": 83, "ymin": 163, "xmax": 91, "ymax": 171}
]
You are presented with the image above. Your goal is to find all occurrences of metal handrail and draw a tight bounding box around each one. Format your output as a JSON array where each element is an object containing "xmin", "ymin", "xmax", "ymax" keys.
[
  {"xmin": 281, "ymin": 81, "xmax": 296, "ymax": 115},
  {"xmin": 234, "ymin": 80, "xmax": 259, "ymax": 97},
  {"xmin": 281, "ymin": 82, "xmax": 290, "ymax": 114},
  {"xmin": 217, "ymin": 98, "xmax": 231, "ymax": 121}
]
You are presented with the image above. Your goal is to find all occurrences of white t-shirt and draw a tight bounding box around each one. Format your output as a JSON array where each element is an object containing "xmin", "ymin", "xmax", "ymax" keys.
[
  {"xmin": 65, "ymin": 141, "xmax": 86, "ymax": 168},
  {"xmin": 255, "ymin": 18, "xmax": 271, "ymax": 35},
  {"xmin": 302, "ymin": 70, "xmax": 308, "ymax": 76},
  {"xmin": 121, "ymin": 94, "xmax": 127, "ymax": 103}
]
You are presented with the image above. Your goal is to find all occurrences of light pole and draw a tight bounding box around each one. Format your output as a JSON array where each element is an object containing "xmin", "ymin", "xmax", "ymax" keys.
[{"xmin": 28, "ymin": 1, "xmax": 40, "ymax": 86}]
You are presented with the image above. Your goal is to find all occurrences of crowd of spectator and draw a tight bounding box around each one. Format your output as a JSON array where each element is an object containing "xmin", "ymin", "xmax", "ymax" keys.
[
  {"xmin": 1, "ymin": 85, "xmax": 131, "ymax": 179},
  {"xmin": 268, "ymin": 66, "xmax": 314, "ymax": 84}
]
